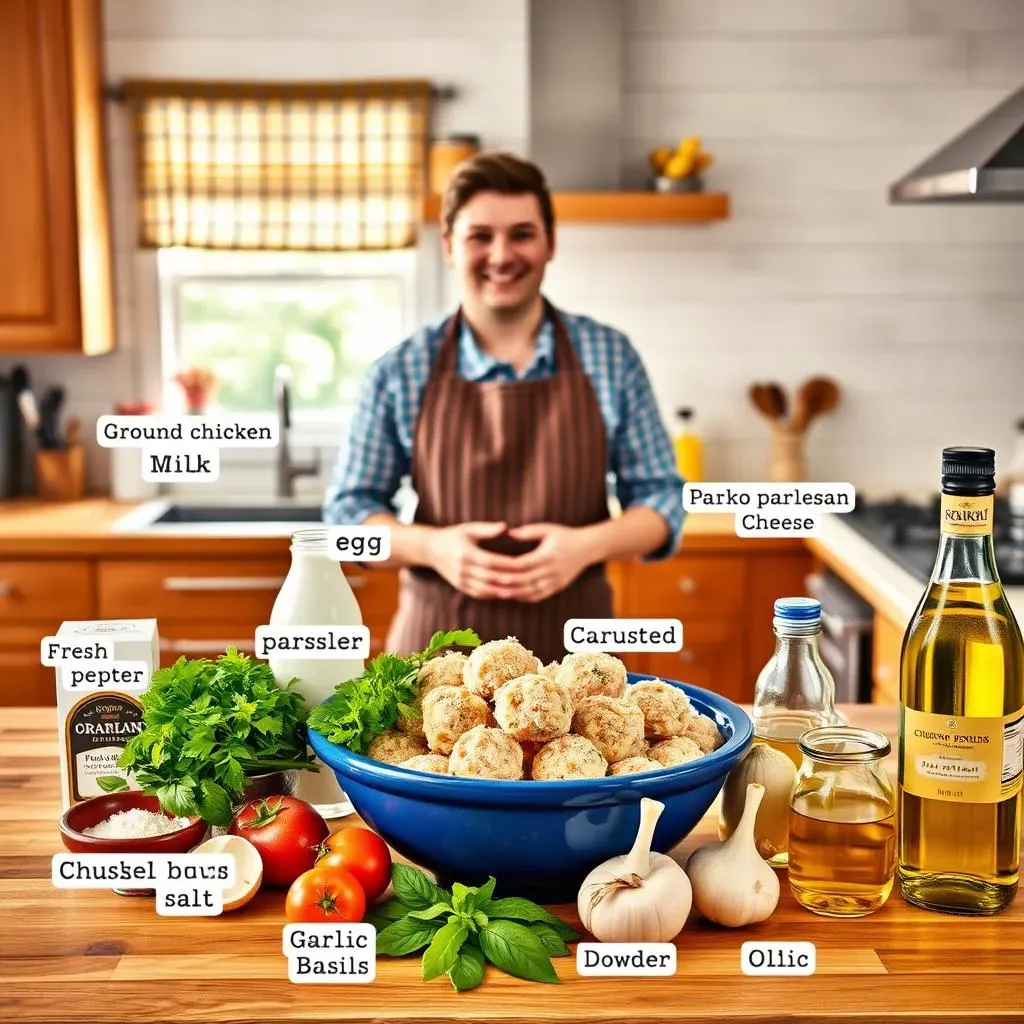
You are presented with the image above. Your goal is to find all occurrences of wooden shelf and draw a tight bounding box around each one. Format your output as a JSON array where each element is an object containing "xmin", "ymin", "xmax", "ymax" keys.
[{"xmin": 422, "ymin": 190, "xmax": 729, "ymax": 224}]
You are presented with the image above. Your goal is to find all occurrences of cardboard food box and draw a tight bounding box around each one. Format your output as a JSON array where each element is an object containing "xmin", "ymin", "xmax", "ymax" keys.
[{"xmin": 54, "ymin": 619, "xmax": 159, "ymax": 811}]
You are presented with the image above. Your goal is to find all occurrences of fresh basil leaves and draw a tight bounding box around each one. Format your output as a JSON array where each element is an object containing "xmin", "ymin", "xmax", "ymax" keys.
[{"xmin": 372, "ymin": 865, "xmax": 578, "ymax": 991}]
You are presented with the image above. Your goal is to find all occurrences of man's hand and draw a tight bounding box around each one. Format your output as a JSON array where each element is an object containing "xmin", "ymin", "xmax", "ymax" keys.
[
  {"xmin": 428, "ymin": 522, "xmax": 524, "ymax": 600},
  {"xmin": 503, "ymin": 523, "xmax": 598, "ymax": 603}
]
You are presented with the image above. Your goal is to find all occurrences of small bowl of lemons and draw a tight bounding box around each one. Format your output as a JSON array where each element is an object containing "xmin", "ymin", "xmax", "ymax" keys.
[{"xmin": 649, "ymin": 136, "xmax": 714, "ymax": 192}]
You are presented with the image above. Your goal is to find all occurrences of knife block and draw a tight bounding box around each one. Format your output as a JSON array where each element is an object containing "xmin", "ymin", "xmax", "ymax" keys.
[{"xmin": 35, "ymin": 445, "xmax": 86, "ymax": 501}]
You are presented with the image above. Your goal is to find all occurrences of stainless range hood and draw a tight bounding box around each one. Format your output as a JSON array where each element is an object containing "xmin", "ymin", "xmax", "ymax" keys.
[{"xmin": 889, "ymin": 85, "xmax": 1024, "ymax": 203}]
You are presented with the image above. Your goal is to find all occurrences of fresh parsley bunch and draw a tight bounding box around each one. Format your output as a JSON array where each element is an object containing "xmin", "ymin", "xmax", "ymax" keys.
[
  {"xmin": 366, "ymin": 865, "xmax": 578, "ymax": 991},
  {"xmin": 307, "ymin": 629, "xmax": 480, "ymax": 753},
  {"xmin": 99, "ymin": 647, "xmax": 315, "ymax": 826}
]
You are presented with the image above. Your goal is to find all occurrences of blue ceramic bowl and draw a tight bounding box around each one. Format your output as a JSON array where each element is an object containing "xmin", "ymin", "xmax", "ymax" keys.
[{"xmin": 308, "ymin": 675, "xmax": 752, "ymax": 901}]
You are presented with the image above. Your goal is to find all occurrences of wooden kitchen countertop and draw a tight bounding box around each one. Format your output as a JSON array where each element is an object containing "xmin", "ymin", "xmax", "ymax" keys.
[
  {"xmin": 3, "ymin": 705, "xmax": 1021, "ymax": 1024},
  {"xmin": 0, "ymin": 498, "xmax": 803, "ymax": 557}
]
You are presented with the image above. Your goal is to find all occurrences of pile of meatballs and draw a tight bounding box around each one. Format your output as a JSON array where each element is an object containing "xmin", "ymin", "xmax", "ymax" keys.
[{"xmin": 363, "ymin": 636, "xmax": 725, "ymax": 781}]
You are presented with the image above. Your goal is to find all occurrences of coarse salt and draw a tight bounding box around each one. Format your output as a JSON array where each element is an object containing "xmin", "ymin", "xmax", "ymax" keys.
[{"xmin": 83, "ymin": 807, "xmax": 191, "ymax": 839}]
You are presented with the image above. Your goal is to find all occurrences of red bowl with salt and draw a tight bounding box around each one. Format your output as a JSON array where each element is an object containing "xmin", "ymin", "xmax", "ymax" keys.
[{"xmin": 59, "ymin": 791, "xmax": 206, "ymax": 854}]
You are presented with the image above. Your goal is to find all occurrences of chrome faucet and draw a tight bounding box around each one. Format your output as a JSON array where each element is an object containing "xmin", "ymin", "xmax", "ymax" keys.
[{"xmin": 274, "ymin": 364, "xmax": 321, "ymax": 499}]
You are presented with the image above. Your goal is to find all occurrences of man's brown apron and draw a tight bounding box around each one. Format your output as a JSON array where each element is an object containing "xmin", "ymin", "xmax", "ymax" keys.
[{"xmin": 386, "ymin": 304, "xmax": 612, "ymax": 664}]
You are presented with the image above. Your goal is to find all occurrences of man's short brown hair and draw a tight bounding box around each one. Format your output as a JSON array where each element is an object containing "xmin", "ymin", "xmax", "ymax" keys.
[{"xmin": 440, "ymin": 151, "xmax": 555, "ymax": 239}]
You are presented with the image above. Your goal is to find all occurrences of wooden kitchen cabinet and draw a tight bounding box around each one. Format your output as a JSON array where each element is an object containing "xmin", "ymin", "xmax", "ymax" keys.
[
  {"xmin": 98, "ymin": 559, "xmax": 398, "ymax": 670},
  {"xmin": 641, "ymin": 618, "xmax": 745, "ymax": 703},
  {"xmin": 2, "ymin": 537, "xmax": 811, "ymax": 706},
  {"xmin": 0, "ymin": 0, "xmax": 113, "ymax": 353},
  {"xmin": 872, "ymin": 610, "xmax": 904, "ymax": 705},
  {"xmin": 0, "ymin": 559, "xmax": 94, "ymax": 705},
  {"xmin": 625, "ymin": 548, "xmax": 812, "ymax": 704}
]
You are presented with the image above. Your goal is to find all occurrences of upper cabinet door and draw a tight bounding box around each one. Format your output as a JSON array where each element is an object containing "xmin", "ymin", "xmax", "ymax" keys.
[{"xmin": 0, "ymin": 0, "xmax": 113, "ymax": 354}]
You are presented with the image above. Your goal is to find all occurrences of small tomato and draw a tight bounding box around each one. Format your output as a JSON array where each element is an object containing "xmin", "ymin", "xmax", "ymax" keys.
[
  {"xmin": 316, "ymin": 827, "xmax": 392, "ymax": 901},
  {"xmin": 229, "ymin": 796, "xmax": 329, "ymax": 887},
  {"xmin": 285, "ymin": 866, "xmax": 366, "ymax": 924}
]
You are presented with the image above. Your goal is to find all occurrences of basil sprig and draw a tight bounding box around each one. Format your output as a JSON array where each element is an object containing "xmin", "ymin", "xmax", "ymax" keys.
[{"xmin": 368, "ymin": 865, "xmax": 578, "ymax": 991}]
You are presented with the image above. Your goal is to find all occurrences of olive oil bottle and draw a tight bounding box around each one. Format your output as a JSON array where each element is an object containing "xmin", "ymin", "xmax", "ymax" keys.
[{"xmin": 899, "ymin": 448, "xmax": 1024, "ymax": 914}]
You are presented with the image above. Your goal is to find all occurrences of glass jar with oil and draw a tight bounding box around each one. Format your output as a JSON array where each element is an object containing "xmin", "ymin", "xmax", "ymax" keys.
[
  {"xmin": 752, "ymin": 597, "xmax": 838, "ymax": 769},
  {"xmin": 789, "ymin": 726, "xmax": 897, "ymax": 917}
]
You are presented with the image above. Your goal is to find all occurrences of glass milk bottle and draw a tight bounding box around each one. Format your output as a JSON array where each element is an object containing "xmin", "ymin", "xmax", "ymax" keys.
[{"xmin": 269, "ymin": 528, "xmax": 364, "ymax": 818}]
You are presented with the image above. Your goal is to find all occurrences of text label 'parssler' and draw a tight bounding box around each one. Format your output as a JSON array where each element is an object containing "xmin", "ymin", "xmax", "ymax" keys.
[
  {"xmin": 254, "ymin": 626, "xmax": 370, "ymax": 660},
  {"xmin": 564, "ymin": 619, "xmax": 683, "ymax": 653}
]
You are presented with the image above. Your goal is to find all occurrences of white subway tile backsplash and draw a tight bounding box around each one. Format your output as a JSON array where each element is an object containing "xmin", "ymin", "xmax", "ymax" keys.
[
  {"xmin": 966, "ymin": 34, "xmax": 1024, "ymax": 88},
  {"xmin": 19, "ymin": 1, "xmax": 1021, "ymax": 496},
  {"xmin": 626, "ymin": 37, "xmax": 968, "ymax": 91},
  {"xmin": 908, "ymin": 0, "xmax": 1024, "ymax": 34},
  {"xmin": 626, "ymin": 0, "xmax": 912, "ymax": 37},
  {"xmin": 623, "ymin": 88, "xmax": 1012, "ymax": 143}
]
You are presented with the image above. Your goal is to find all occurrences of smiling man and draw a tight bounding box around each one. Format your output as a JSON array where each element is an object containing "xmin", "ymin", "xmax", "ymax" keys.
[{"xmin": 324, "ymin": 151, "xmax": 683, "ymax": 662}]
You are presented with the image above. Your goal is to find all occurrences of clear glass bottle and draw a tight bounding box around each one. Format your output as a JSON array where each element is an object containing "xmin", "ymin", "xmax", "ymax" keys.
[
  {"xmin": 789, "ymin": 726, "xmax": 896, "ymax": 917},
  {"xmin": 899, "ymin": 447, "xmax": 1024, "ymax": 915},
  {"xmin": 752, "ymin": 597, "xmax": 838, "ymax": 771},
  {"xmin": 269, "ymin": 528, "xmax": 364, "ymax": 818}
]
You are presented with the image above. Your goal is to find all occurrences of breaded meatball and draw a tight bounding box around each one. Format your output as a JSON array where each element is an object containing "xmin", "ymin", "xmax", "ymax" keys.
[
  {"xmin": 449, "ymin": 725, "xmax": 524, "ymax": 780},
  {"xmin": 537, "ymin": 661, "xmax": 560, "ymax": 681},
  {"xmin": 422, "ymin": 685, "xmax": 490, "ymax": 755},
  {"xmin": 399, "ymin": 753, "xmax": 449, "ymax": 775},
  {"xmin": 418, "ymin": 651, "xmax": 468, "ymax": 695},
  {"xmin": 648, "ymin": 736, "xmax": 704, "ymax": 767},
  {"xmin": 556, "ymin": 653, "xmax": 627, "ymax": 702},
  {"xmin": 683, "ymin": 712, "xmax": 724, "ymax": 753},
  {"xmin": 464, "ymin": 637, "xmax": 537, "ymax": 700},
  {"xmin": 367, "ymin": 729, "xmax": 427, "ymax": 765},
  {"xmin": 493, "ymin": 674, "xmax": 573, "ymax": 743},
  {"xmin": 624, "ymin": 679, "xmax": 693, "ymax": 738},
  {"xmin": 572, "ymin": 695, "xmax": 647, "ymax": 763},
  {"xmin": 608, "ymin": 756, "xmax": 663, "ymax": 777},
  {"xmin": 396, "ymin": 702, "xmax": 426, "ymax": 741},
  {"xmin": 531, "ymin": 734, "xmax": 608, "ymax": 781}
]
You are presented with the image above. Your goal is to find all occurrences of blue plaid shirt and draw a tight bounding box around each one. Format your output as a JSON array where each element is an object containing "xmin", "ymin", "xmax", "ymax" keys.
[{"xmin": 323, "ymin": 307, "xmax": 685, "ymax": 559}]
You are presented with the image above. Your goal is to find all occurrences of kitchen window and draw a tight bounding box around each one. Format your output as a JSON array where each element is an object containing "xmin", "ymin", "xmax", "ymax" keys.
[{"xmin": 157, "ymin": 247, "xmax": 419, "ymax": 433}]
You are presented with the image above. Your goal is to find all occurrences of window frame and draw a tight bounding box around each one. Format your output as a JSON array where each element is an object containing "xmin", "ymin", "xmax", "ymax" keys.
[{"xmin": 155, "ymin": 246, "xmax": 422, "ymax": 449}]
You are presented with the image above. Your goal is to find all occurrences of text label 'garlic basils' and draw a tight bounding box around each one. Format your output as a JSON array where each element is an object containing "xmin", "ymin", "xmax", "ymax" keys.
[
  {"xmin": 686, "ymin": 782, "xmax": 779, "ymax": 927},
  {"xmin": 577, "ymin": 797, "xmax": 691, "ymax": 943}
]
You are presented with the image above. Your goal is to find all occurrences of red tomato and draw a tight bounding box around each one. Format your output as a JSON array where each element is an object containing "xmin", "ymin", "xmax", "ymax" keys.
[
  {"xmin": 316, "ymin": 827, "xmax": 392, "ymax": 901},
  {"xmin": 285, "ymin": 866, "xmax": 365, "ymax": 924},
  {"xmin": 229, "ymin": 796, "xmax": 329, "ymax": 887}
]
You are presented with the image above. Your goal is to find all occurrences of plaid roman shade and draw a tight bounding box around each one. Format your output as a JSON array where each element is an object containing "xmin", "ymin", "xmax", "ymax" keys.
[{"xmin": 124, "ymin": 80, "xmax": 431, "ymax": 250}]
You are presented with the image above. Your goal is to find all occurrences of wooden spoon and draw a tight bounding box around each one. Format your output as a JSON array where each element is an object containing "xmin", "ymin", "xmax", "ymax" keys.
[
  {"xmin": 792, "ymin": 377, "xmax": 840, "ymax": 432},
  {"xmin": 749, "ymin": 383, "xmax": 788, "ymax": 422}
]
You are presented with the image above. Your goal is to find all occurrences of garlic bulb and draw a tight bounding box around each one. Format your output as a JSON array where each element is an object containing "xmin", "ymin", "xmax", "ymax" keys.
[
  {"xmin": 577, "ymin": 797, "xmax": 692, "ymax": 942},
  {"xmin": 719, "ymin": 743, "xmax": 797, "ymax": 860},
  {"xmin": 687, "ymin": 782, "xmax": 780, "ymax": 927}
]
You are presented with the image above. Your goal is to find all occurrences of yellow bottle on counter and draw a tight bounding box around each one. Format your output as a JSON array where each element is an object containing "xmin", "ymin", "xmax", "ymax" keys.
[{"xmin": 674, "ymin": 407, "xmax": 704, "ymax": 482}]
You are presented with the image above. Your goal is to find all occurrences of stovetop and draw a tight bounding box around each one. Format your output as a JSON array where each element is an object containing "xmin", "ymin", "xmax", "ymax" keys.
[{"xmin": 845, "ymin": 497, "xmax": 1024, "ymax": 587}]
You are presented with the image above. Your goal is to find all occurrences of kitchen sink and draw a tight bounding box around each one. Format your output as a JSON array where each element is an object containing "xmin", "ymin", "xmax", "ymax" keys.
[
  {"xmin": 150, "ymin": 504, "xmax": 324, "ymax": 524},
  {"xmin": 111, "ymin": 500, "xmax": 326, "ymax": 533}
]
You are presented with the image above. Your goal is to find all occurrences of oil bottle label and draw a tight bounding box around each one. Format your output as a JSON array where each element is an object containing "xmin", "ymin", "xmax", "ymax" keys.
[
  {"xmin": 939, "ymin": 494, "xmax": 993, "ymax": 536},
  {"xmin": 900, "ymin": 706, "xmax": 1024, "ymax": 803}
]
